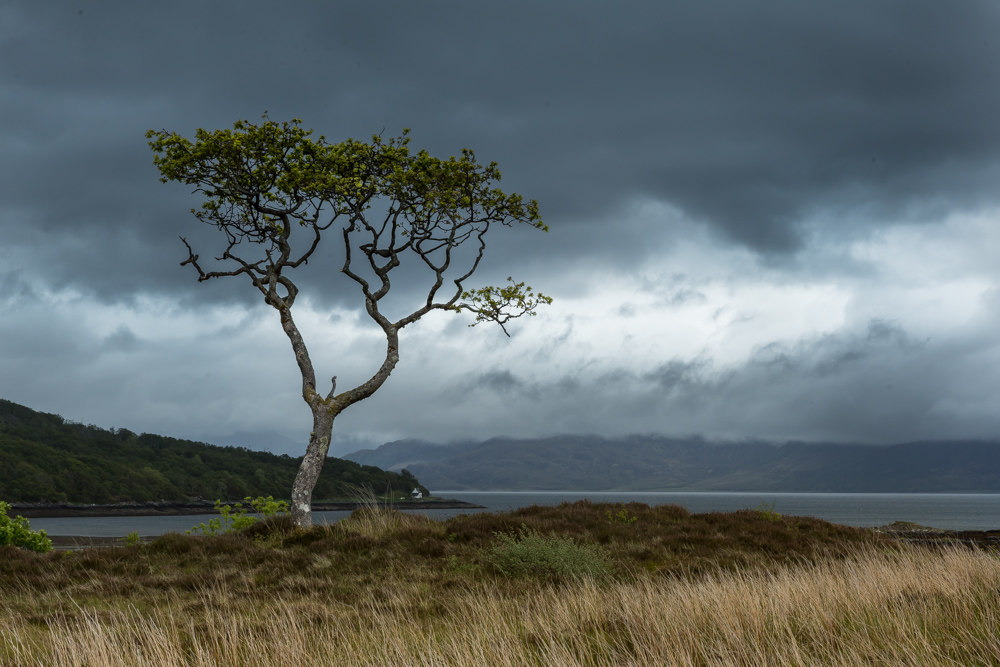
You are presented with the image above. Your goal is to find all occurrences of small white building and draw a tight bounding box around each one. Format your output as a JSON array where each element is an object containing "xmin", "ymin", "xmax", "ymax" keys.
[{"xmin": 410, "ymin": 488, "xmax": 423, "ymax": 499}]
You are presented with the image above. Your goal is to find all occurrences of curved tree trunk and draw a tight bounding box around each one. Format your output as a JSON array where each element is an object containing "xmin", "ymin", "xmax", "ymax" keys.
[
  {"xmin": 275, "ymin": 289, "xmax": 399, "ymax": 529},
  {"xmin": 290, "ymin": 406, "xmax": 336, "ymax": 528}
]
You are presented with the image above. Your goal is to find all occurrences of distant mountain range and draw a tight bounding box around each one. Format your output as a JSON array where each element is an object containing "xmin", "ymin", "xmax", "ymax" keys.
[{"xmin": 344, "ymin": 435, "xmax": 1000, "ymax": 493}]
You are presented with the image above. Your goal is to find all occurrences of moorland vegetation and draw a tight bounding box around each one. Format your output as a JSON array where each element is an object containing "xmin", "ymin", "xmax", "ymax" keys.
[
  {"xmin": 0, "ymin": 399, "xmax": 426, "ymax": 504},
  {"xmin": 4, "ymin": 500, "xmax": 1000, "ymax": 665}
]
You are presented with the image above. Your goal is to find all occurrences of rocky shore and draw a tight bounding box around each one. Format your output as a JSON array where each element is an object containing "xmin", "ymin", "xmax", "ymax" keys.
[
  {"xmin": 875, "ymin": 521, "xmax": 1000, "ymax": 549},
  {"xmin": 11, "ymin": 498, "xmax": 485, "ymax": 518},
  {"xmin": 29, "ymin": 517, "xmax": 1000, "ymax": 552}
]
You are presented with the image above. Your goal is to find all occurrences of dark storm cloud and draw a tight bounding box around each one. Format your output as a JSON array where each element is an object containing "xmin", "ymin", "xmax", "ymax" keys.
[
  {"xmin": 3, "ymin": 1, "xmax": 1000, "ymax": 450},
  {"xmin": 2, "ymin": 0, "xmax": 999, "ymax": 306},
  {"xmin": 101, "ymin": 324, "xmax": 140, "ymax": 353},
  {"xmin": 432, "ymin": 316, "xmax": 996, "ymax": 446},
  {"xmin": 644, "ymin": 358, "xmax": 712, "ymax": 395},
  {"xmin": 447, "ymin": 370, "xmax": 540, "ymax": 401}
]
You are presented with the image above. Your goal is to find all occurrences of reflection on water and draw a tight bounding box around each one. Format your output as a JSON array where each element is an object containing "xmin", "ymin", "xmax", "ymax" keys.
[
  {"xmin": 26, "ymin": 491, "xmax": 1000, "ymax": 536},
  {"xmin": 28, "ymin": 511, "xmax": 354, "ymax": 538}
]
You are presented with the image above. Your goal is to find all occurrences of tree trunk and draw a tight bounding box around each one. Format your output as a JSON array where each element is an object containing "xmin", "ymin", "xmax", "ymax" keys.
[
  {"xmin": 277, "ymin": 298, "xmax": 399, "ymax": 529},
  {"xmin": 290, "ymin": 405, "xmax": 336, "ymax": 528}
]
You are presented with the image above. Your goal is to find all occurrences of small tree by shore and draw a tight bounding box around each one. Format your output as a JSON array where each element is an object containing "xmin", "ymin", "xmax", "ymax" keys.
[{"xmin": 148, "ymin": 117, "xmax": 550, "ymax": 527}]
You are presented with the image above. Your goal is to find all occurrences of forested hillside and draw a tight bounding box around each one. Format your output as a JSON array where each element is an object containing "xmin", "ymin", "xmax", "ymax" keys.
[{"xmin": 0, "ymin": 399, "xmax": 427, "ymax": 503}]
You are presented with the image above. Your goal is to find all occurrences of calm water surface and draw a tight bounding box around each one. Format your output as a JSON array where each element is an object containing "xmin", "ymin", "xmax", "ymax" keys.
[{"xmin": 27, "ymin": 491, "xmax": 1000, "ymax": 536}]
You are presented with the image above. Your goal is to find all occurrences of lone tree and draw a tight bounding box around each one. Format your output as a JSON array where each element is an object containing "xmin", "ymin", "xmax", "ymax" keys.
[{"xmin": 147, "ymin": 117, "xmax": 550, "ymax": 528}]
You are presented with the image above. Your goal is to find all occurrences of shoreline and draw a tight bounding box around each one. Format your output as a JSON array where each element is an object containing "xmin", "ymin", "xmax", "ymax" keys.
[
  {"xmin": 42, "ymin": 523, "xmax": 1000, "ymax": 552},
  {"xmin": 873, "ymin": 521, "xmax": 1000, "ymax": 549},
  {"xmin": 44, "ymin": 523, "xmax": 1000, "ymax": 551},
  {"xmin": 11, "ymin": 498, "xmax": 484, "ymax": 518}
]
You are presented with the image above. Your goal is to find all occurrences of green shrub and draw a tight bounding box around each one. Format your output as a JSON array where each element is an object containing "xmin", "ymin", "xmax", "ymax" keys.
[
  {"xmin": 755, "ymin": 500, "xmax": 782, "ymax": 522},
  {"xmin": 0, "ymin": 501, "xmax": 52, "ymax": 553},
  {"xmin": 606, "ymin": 502, "xmax": 638, "ymax": 525},
  {"xmin": 484, "ymin": 524, "xmax": 610, "ymax": 581},
  {"xmin": 188, "ymin": 496, "xmax": 289, "ymax": 535}
]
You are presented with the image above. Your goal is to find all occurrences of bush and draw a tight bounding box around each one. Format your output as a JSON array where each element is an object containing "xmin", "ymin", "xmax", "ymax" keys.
[
  {"xmin": 0, "ymin": 501, "xmax": 52, "ymax": 553},
  {"xmin": 187, "ymin": 496, "xmax": 289, "ymax": 535},
  {"xmin": 121, "ymin": 530, "xmax": 142, "ymax": 547},
  {"xmin": 755, "ymin": 500, "xmax": 782, "ymax": 522},
  {"xmin": 606, "ymin": 502, "xmax": 638, "ymax": 525},
  {"xmin": 484, "ymin": 524, "xmax": 610, "ymax": 581}
]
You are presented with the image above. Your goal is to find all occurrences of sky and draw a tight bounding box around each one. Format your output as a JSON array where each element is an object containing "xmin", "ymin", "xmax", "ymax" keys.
[{"xmin": 2, "ymin": 1, "xmax": 1000, "ymax": 456}]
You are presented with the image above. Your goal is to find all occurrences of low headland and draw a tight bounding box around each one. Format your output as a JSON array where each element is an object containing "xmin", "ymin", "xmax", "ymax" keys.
[
  {"xmin": 0, "ymin": 398, "xmax": 433, "ymax": 507},
  {"xmin": 9, "ymin": 497, "xmax": 483, "ymax": 519}
]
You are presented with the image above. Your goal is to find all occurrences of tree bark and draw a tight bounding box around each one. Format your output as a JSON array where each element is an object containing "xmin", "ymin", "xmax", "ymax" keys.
[
  {"xmin": 290, "ymin": 405, "xmax": 336, "ymax": 528},
  {"xmin": 283, "ymin": 300, "xmax": 400, "ymax": 529}
]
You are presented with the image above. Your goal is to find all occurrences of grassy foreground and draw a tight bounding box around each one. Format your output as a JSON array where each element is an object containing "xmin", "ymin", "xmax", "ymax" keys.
[{"xmin": 2, "ymin": 501, "xmax": 999, "ymax": 665}]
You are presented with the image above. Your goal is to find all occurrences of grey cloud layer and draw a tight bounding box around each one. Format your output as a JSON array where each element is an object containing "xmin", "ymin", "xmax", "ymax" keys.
[
  {"xmin": 2, "ymin": 1, "xmax": 999, "ymax": 448},
  {"xmin": 4, "ymin": 2, "xmax": 1000, "ymax": 297},
  {"xmin": 417, "ymin": 317, "xmax": 999, "ymax": 447}
]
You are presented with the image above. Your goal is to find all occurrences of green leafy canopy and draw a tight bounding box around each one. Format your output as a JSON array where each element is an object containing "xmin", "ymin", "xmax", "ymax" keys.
[{"xmin": 146, "ymin": 115, "xmax": 550, "ymax": 333}]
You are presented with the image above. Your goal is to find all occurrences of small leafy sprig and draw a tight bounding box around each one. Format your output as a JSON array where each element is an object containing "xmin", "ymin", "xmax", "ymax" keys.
[
  {"xmin": 121, "ymin": 530, "xmax": 143, "ymax": 547},
  {"xmin": 754, "ymin": 500, "xmax": 782, "ymax": 522},
  {"xmin": 606, "ymin": 503, "xmax": 638, "ymax": 525},
  {"xmin": 187, "ymin": 496, "xmax": 290, "ymax": 535},
  {"xmin": 457, "ymin": 278, "xmax": 552, "ymax": 336}
]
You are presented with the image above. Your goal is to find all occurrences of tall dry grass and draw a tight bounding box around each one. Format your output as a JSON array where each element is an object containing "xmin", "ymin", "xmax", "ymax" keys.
[
  {"xmin": 4, "ymin": 546, "xmax": 1000, "ymax": 666},
  {"xmin": 334, "ymin": 483, "xmax": 405, "ymax": 538}
]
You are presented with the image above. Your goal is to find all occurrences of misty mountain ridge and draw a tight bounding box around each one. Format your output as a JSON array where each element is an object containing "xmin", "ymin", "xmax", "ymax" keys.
[{"xmin": 344, "ymin": 435, "xmax": 1000, "ymax": 493}]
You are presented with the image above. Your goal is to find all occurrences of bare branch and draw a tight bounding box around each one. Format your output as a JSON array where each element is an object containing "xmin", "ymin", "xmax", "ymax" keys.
[
  {"xmin": 341, "ymin": 219, "xmax": 373, "ymax": 299},
  {"xmin": 286, "ymin": 209, "xmax": 328, "ymax": 268},
  {"xmin": 179, "ymin": 236, "xmax": 267, "ymax": 288}
]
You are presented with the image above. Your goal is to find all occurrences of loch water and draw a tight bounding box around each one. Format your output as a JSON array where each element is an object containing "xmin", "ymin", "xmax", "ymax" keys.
[{"xmin": 25, "ymin": 491, "xmax": 1000, "ymax": 537}]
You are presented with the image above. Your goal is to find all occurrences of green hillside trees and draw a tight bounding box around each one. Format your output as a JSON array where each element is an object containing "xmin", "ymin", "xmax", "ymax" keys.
[{"xmin": 0, "ymin": 399, "xmax": 426, "ymax": 504}]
